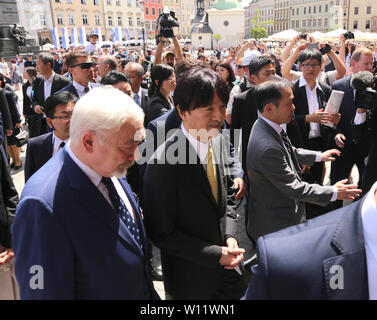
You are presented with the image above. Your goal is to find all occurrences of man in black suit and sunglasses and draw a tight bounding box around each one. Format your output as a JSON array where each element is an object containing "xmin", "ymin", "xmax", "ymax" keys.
[{"xmin": 58, "ymin": 50, "xmax": 99, "ymax": 99}]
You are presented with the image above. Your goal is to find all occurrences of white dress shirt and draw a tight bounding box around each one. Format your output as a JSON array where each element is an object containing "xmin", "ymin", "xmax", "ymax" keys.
[
  {"xmin": 43, "ymin": 72, "xmax": 54, "ymax": 101},
  {"xmin": 66, "ymin": 142, "xmax": 136, "ymax": 220},
  {"xmin": 259, "ymin": 115, "xmax": 337, "ymax": 201},
  {"xmin": 361, "ymin": 181, "xmax": 377, "ymax": 300},
  {"xmin": 72, "ymin": 81, "xmax": 93, "ymax": 98},
  {"xmin": 52, "ymin": 132, "xmax": 70, "ymax": 156},
  {"xmin": 299, "ymin": 75, "xmax": 321, "ymax": 139},
  {"xmin": 181, "ymin": 123, "xmax": 209, "ymax": 164}
]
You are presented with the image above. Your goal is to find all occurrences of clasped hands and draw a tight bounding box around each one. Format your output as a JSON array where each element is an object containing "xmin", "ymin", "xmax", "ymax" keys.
[
  {"xmin": 306, "ymin": 108, "xmax": 341, "ymax": 125},
  {"xmin": 219, "ymin": 237, "xmax": 244, "ymax": 269}
]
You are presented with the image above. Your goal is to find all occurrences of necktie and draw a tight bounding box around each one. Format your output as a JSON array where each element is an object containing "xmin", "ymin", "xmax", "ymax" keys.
[
  {"xmin": 133, "ymin": 94, "xmax": 140, "ymax": 106},
  {"xmin": 59, "ymin": 142, "xmax": 65, "ymax": 150},
  {"xmin": 101, "ymin": 177, "xmax": 143, "ymax": 249},
  {"xmin": 207, "ymin": 144, "xmax": 218, "ymax": 204},
  {"xmin": 84, "ymin": 86, "xmax": 89, "ymax": 94},
  {"xmin": 280, "ymin": 129, "xmax": 294, "ymax": 157}
]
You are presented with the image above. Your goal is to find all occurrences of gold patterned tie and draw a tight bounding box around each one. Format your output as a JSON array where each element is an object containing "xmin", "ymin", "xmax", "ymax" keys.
[{"xmin": 207, "ymin": 144, "xmax": 218, "ymax": 204}]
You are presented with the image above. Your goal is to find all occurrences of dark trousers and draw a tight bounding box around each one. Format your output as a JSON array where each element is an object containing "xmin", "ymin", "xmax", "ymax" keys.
[
  {"xmin": 28, "ymin": 115, "xmax": 47, "ymax": 138},
  {"xmin": 330, "ymin": 142, "xmax": 366, "ymax": 209},
  {"xmin": 304, "ymin": 137, "xmax": 329, "ymax": 219}
]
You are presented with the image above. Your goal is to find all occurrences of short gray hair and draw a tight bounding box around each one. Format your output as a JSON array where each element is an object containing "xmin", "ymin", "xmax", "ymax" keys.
[{"xmin": 70, "ymin": 86, "xmax": 144, "ymax": 144}]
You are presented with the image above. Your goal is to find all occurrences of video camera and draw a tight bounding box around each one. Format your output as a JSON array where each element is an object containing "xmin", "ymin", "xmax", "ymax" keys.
[
  {"xmin": 351, "ymin": 71, "xmax": 377, "ymax": 113},
  {"xmin": 344, "ymin": 31, "xmax": 355, "ymax": 40},
  {"xmin": 156, "ymin": 6, "xmax": 179, "ymax": 44}
]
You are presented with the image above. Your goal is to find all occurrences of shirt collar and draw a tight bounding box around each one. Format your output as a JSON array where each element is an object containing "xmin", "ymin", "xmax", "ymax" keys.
[
  {"xmin": 72, "ymin": 80, "xmax": 90, "ymax": 93},
  {"xmin": 133, "ymin": 87, "xmax": 141, "ymax": 97},
  {"xmin": 299, "ymin": 74, "xmax": 319, "ymax": 90},
  {"xmin": 66, "ymin": 141, "xmax": 102, "ymax": 188},
  {"xmin": 180, "ymin": 123, "xmax": 209, "ymax": 163},
  {"xmin": 259, "ymin": 114, "xmax": 283, "ymax": 135}
]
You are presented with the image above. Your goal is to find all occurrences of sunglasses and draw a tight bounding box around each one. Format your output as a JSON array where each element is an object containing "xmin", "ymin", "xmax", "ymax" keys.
[
  {"xmin": 70, "ymin": 62, "xmax": 96, "ymax": 69},
  {"xmin": 237, "ymin": 65, "xmax": 244, "ymax": 69}
]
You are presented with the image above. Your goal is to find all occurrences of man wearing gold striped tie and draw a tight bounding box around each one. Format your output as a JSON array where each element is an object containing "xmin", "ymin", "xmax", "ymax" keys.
[{"xmin": 143, "ymin": 68, "xmax": 247, "ymax": 300}]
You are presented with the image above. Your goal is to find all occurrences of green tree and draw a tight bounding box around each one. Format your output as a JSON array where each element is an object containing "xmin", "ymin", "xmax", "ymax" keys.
[
  {"xmin": 212, "ymin": 34, "xmax": 222, "ymax": 46},
  {"xmin": 249, "ymin": 27, "xmax": 268, "ymax": 40}
]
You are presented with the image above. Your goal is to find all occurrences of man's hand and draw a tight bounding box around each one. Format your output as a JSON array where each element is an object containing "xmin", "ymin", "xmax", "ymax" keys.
[
  {"xmin": 233, "ymin": 177, "xmax": 246, "ymax": 200},
  {"xmin": 306, "ymin": 108, "xmax": 331, "ymax": 123},
  {"xmin": 328, "ymin": 113, "xmax": 341, "ymax": 125},
  {"xmin": 335, "ymin": 133, "xmax": 346, "ymax": 148},
  {"xmin": 334, "ymin": 179, "xmax": 362, "ymax": 200},
  {"xmin": 34, "ymin": 105, "xmax": 44, "ymax": 115},
  {"xmin": 295, "ymin": 41, "xmax": 309, "ymax": 53},
  {"xmin": 0, "ymin": 248, "xmax": 15, "ymax": 265},
  {"xmin": 219, "ymin": 239, "xmax": 245, "ymax": 269},
  {"xmin": 301, "ymin": 164, "xmax": 310, "ymax": 173},
  {"xmin": 15, "ymin": 123, "xmax": 22, "ymax": 129},
  {"xmin": 321, "ymin": 149, "xmax": 341, "ymax": 162},
  {"xmin": 6, "ymin": 129, "xmax": 12, "ymax": 136}
]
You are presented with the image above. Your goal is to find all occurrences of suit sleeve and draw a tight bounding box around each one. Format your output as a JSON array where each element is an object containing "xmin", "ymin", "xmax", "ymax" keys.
[
  {"xmin": 0, "ymin": 89, "xmax": 13, "ymax": 131},
  {"xmin": 12, "ymin": 197, "xmax": 75, "ymax": 299},
  {"xmin": 31, "ymin": 77, "xmax": 41, "ymax": 107},
  {"xmin": 259, "ymin": 147, "xmax": 333, "ymax": 206},
  {"xmin": 243, "ymin": 237, "xmax": 270, "ymax": 300},
  {"xmin": 293, "ymin": 147, "xmax": 317, "ymax": 166},
  {"xmin": 24, "ymin": 140, "xmax": 34, "ymax": 182},
  {"xmin": 143, "ymin": 162, "xmax": 223, "ymax": 268}
]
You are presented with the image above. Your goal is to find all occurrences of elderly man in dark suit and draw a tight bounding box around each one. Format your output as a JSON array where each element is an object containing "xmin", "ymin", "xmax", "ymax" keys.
[
  {"xmin": 244, "ymin": 180, "xmax": 377, "ymax": 299},
  {"xmin": 143, "ymin": 68, "xmax": 246, "ymax": 300},
  {"xmin": 330, "ymin": 47, "xmax": 375, "ymax": 208},
  {"xmin": 246, "ymin": 79, "xmax": 362, "ymax": 244},
  {"xmin": 31, "ymin": 52, "xmax": 71, "ymax": 137},
  {"xmin": 124, "ymin": 62, "xmax": 149, "ymax": 113},
  {"xmin": 12, "ymin": 86, "xmax": 159, "ymax": 299},
  {"xmin": 24, "ymin": 91, "xmax": 77, "ymax": 182}
]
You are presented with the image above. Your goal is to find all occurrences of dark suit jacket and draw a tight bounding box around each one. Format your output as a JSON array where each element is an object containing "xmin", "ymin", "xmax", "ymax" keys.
[
  {"xmin": 287, "ymin": 79, "xmax": 331, "ymax": 149},
  {"xmin": 58, "ymin": 82, "xmax": 100, "ymax": 98},
  {"xmin": 230, "ymin": 87, "xmax": 258, "ymax": 173},
  {"xmin": 244, "ymin": 196, "xmax": 369, "ymax": 299},
  {"xmin": 144, "ymin": 91, "xmax": 173, "ymax": 126},
  {"xmin": 12, "ymin": 148, "xmax": 159, "ymax": 299},
  {"xmin": 139, "ymin": 87, "xmax": 149, "ymax": 114},
  {"xmin": 31, "ymin": 74, "xmax": 71, "ymax": 111},
  {"xmin": 24, "ymin": 132, "xmax": 53, "ymax": 182},
  {"xmin": 0, "ymin": 88, "xmax": 13, "ymax": 133},
  {"xmin": 143, "ymin": 131, "xmax": 239, "ymax": 299},
  {"xmin": 0, "ymin": 149, "xmax": 19, "ymax": 248},
  {"xmin": 22, "ymin": 82, "xmax": 33, "ymax": 116},
  {"xmin": 331, "ymin": 76, "xmax": 355, "ymax": 144}
]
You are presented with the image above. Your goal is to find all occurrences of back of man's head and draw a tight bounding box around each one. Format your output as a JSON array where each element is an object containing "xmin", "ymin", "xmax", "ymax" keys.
[{"xmin": 255, "ymin": 78, "xmax": 291, "ymax": 113}]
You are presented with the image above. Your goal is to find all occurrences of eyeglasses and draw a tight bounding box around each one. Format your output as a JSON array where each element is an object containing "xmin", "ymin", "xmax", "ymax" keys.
[
  {"xmin": 302, "ymin": 63, "xmax": 321, "ymax": 68},
  {"xmin": 70, "ymin": 62, "xmax": 96, "ymax": 69},
  {"xmin": 51, "ymin": 114, "xmax": 72, "ymax": 120}
]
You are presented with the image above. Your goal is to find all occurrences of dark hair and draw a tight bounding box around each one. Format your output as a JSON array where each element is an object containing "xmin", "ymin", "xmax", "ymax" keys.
[
  {"xmin": 25, "ymin": 67, "xmax": 37, "ymax": 80},
  {"xmin": 264, "ymin": 52, "xmax": 281, "ymax": 76},
  {"xmin": 248, "ymin": 55, "xmax": 275, "ymax": 75},
  {"xmin": 297, "ymin": 49, "xmax": 323, "ymax": 65},
  {"xmin": 0, "ymin": 73, "xmax": 5, "ymax": 88},
  {"xmin": 216, "ymin": 62, "xmax": 236, "ymax": 84},
  {"xmin": 174, "ymin": 58, "xmax": 207, "ymax": 77},
  {"xmin": 119, "ymin": 58, "xmax": 132, "ymax": 70},
  {"xmin": 37, "ymin": 52, "xmax": 54, "ymax": 69},
  {"xmin": 173, "ymin": 68, "xmax": 229, "ymax": 112},
  {"xmin": 100, "ymin": 70, "xmax": 131, "ymax": 86},
  {"xmin": 65, "ymin": 50, "xmax": 89, "ymax": 68},
  {"xmin": 10, "ymin": 58, "xmax": 16, "ymax": 64},
  {"xmin": 44, "ymin": 91, "xmax": 78, "ymax": 118},
  {"xmin": 148, "ymin": 64, "xmax": 174, "ymax": 97},
  {"xmin": 255, "ymin": 78, "xmax": 292, "ymax": 113}
]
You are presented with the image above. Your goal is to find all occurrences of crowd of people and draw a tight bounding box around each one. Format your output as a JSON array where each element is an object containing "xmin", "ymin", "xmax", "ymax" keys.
[{"xmin": 0, "ymin": 30, "xmax": 377, "ymax": 300}]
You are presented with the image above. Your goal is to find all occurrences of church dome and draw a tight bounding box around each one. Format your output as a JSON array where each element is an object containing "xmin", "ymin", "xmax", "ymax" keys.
[{"xmin": 212, "ymin": 0, "xmax": 240, "ymax": 10}]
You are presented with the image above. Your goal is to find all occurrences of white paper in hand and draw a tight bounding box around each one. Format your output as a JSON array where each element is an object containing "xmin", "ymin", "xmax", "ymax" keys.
[{"xmin": 323, "ymin": 90, "xmax": 344, "ymax": 128}]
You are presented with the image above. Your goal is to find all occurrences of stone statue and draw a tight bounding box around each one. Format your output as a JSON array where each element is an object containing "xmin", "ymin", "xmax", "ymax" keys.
[{"xmin": 9, "ymin": 24, "xmax": 26, "ymax": 46}]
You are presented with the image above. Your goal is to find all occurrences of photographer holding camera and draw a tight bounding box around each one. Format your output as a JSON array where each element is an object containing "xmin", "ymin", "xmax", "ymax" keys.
[
  {"xmin": 330, "ymin": 47, "xmax": 375, "ymax": 208},
  {"xmin": 350, "ymin": 71, "xmax": 377, "ymax": 194},
  {"xmin": 154, "ymin": 7, "xmax": 184, "ymax": 67},
  {"xmin": 281, "ymin": 38, "xmax": 346, "ymax": 84}
]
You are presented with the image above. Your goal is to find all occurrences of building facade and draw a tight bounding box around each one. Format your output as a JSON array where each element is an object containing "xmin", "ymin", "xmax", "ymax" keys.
[
  {"xmin": 347, "ymin": 0, "xmax": 377, "ymax": 32},
  {"xmin": 289, "ymin": 0, "xmax": 335, "ymax": 33},
  {"xmin": 17, "ymin": 0, "xmax": 54, "ymax": 44},
  {"xmin": 274, "ymin": 0, "xmax": 289, "ymax": 33},
  {"xmin": 244, "ymin": 0, "xmax": 260, "ymax": 38},
  {"xmin": 49, "ymin": 0, "xmax": 106, "ymax": 41},
  {"xmin": 102, "ymin": 0, "xmax": 142, "ymax": 41},
  {"xmin": 259, "ymin": 0, "xmax": 275, "ymax": 35}
]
